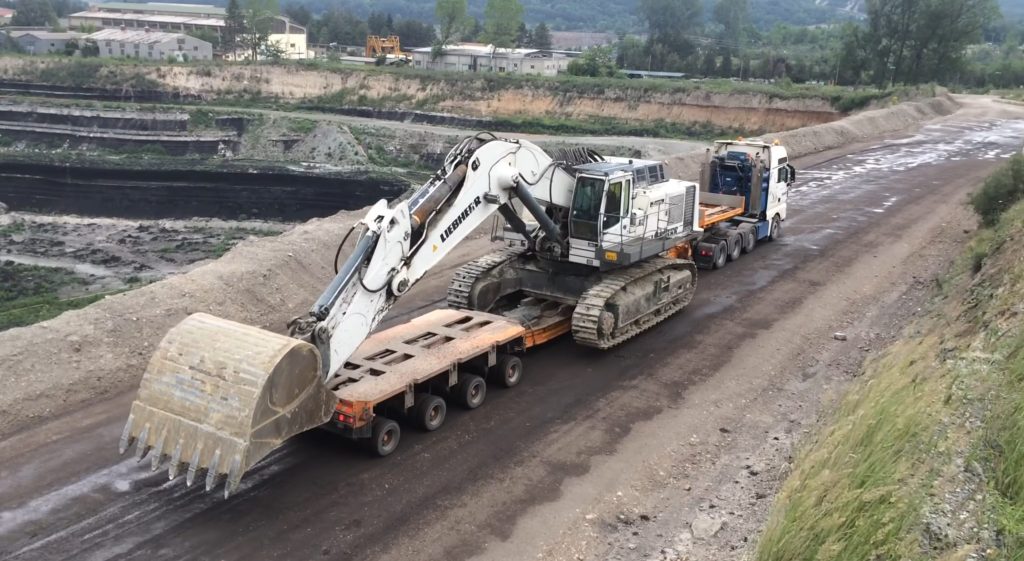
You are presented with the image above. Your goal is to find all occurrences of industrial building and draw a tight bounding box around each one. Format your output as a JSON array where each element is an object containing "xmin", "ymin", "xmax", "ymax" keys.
[
  {"xmin": 87, "ymin": 28, "xmax": 213, "ymax": 60},
  {"xmin": 5, "ymin": 30, "xmax": 85, "ymax": 54},
  {"xmin": 68, "ymin": 2, "xmax": 309, "ymax": 59},
  {"xmin": 410, "ymin": 43, "xmax": 571, "ymax": 76}
]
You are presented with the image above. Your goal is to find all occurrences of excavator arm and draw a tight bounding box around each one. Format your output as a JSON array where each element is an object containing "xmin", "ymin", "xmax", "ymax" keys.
[{"xmin": 118, "ymin": 134, "xmax": 579, "ymax": 496}]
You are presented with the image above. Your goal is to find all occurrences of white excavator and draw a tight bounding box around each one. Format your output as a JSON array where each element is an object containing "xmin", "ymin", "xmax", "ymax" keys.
[{"xmin": 120, "ymin": 133, "xmax": 791, "ymax": 496}]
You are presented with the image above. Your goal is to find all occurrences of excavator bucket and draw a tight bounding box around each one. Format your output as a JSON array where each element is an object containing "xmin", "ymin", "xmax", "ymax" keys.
[{"xmin": 118, "ymin": 313, "xmax": 337, "ymax": 498}]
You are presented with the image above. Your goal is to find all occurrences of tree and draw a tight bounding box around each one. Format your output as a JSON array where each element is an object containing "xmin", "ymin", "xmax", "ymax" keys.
[
  {"xmin": 639, "ymin": 0, "xmax": 701, "ymax": 70},
  {"xmin": 367, "ymin": 11, "xmax": 391, "ymax": 35},
  {"xmin": 393, "ymin": 19, "xmax": 435, "ymax": 48},
  {"xmin": 616, "ymin": 35, "xmax": 648, "ymax": 69},
  {"xmin": 713, "ymin": 0, "xmax": 749, "ymax": 44},
  {"xmin": 514, "ymin": 21, "xmax": 530, "ymax": 48},
  {"xmin": 435, "ymin": 0, "xmax": 466, "ymax": 47},
  {"xmin": 720, "ymin": 51, "xmax": 733, "ymax": 77},
  {"xmin": 461, "ymin": 17, "xmax": 483, "ymax": 42},
  {"xmin": 239, "ymin": 0, "xmax": 279, "ymax": 62},
  {"xmin": 224, "ymin": 0, "xmax": 245, "ymax": 55},
  {"xmin": 282, "ymin": 3, "xmax": 311, "ymax": 27},
  {"xmin": 566, "ymin": 45, "xmax": 619, "ymax": 77},
  {"xmin": 700, "ymin": 49, "xmax": 717, "ymax": 77},
  {"xmin": 11, "ymin": 0, "xmax": 57, "ymax": 27},
  {"xmin": 531, "ymin": 22, "xmax": 552, "ymax": 50},
  {"xmin": 481, "ymin": 0, "xmax": 523, "ymax": 48}
]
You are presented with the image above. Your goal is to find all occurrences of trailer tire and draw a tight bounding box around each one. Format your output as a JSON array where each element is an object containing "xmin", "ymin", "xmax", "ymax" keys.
[
  {"xmin": 768, "ymin": 216, "xmax": 782, "ymax": 241},
  {"xmin": 493, "ymin": 354, "xmax": 524, "ymax": 388},
  {"xmin": 370, "ymin": 417, "xmax": 400, "ymax": 457},
  {"xmin": 713, "ymin": 240, "xmax": 728, "ymax": 269},
  {"xmin": 456, "ymin": 374, "xmax": 487, "ymax": 409},
  {"xmin": 412, "ymin": 394, "xmax": 446, "ymax": 431}
]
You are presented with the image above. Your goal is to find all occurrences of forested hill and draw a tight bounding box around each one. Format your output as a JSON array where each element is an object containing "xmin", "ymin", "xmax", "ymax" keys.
[{"xmin": 178, "ymin": 0, "xmax": 1024, "ymax": 30}]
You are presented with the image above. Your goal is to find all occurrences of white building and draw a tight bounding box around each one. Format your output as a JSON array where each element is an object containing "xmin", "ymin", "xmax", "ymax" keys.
[
  {"xmin": 87, "ymin": 28, "xmax": 212, "ymax": 60},
  {"xmin": 6, "ymin": 30, "xmax": 85, "ymax": 54},
  {"xmin": 0, "ymin": 8, "xmax": 14, "ymax": 26},
  {"xmin": 68, "ymin": 2, "xmax": 309, "ymax": 59},
  {"xmin": 410, "ymin": 43, "xmax": 571, "ymax": 76}
]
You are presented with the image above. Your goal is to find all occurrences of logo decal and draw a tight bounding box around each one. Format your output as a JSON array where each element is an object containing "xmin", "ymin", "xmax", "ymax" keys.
[{"xmin": 440, "ymin": 196, "xmax": 482, "ymax": 243}]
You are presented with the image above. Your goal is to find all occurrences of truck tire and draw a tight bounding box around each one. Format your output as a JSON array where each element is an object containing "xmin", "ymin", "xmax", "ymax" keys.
[
  {"xmin": 713, "ymin": 240, "xmax": 728, "ymax": 269},
  {"xmin": 768, "ymin": 216, "xmax": 782, "ymax": 241},
  {"xmin": 370, "ymin": 416, "xmax": 400, "ymax": 457},
  {"xmin": 456, "ymin": 374, "xmax": 487, "ymax": 409},
  {"xmin": 727, "ymin": 233, "xmax": 742, "ymax": 262},
  {"xmin": 492, "ymin": 354, "xmax": 524, "ymax": 388},
  {"xmin": 412, "ymin": 394, "xmax": 446, "ymax": 431},
  {"xmin": 742, "ymin": 229, "xmax": 756, "ymax": 253}
]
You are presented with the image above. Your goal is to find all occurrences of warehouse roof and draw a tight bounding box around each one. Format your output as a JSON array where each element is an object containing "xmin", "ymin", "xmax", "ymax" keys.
[
  {"xmin": 88, "ymin": 28, "xmax": 199, "ymax": 44},
  {"xmin": 91, "ymin": 2, "xmax": 226, "ymax": 16},
  {"xmin": 71, "ymin": 10, "xmax": 226, "ymax": 27},
  {"xmin": 7, "ymin": 30, "xmax": 85, "ymax": 40}
]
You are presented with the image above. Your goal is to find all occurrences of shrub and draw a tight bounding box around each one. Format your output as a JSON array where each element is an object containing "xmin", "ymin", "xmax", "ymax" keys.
[{"xmin": 971, "ymin": 154, "xmax": 1024, "ymax": 227}]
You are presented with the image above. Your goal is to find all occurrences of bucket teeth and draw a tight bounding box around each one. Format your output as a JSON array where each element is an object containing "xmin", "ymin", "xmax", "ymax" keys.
[
  {"xmin": 150, "ymin": 431, "xmax": 168, "ymax": 472},
  {"xmin": 168, "ymin": 439, "xmax": 185, "ymax": 480},
  {"xmin": 205, "ymin": 470, "xmax": 224, "ymax": 493},
  {"xmin": 118, "ymin": 415, "xmax": 135, "ymax": 455},
  {"xmin": 134, "ymin": 424, "xmax": 151, "ymax": 462},
  {"xmin": 186, "ymin": 446, "xmax": 203, "ymax": 487}
]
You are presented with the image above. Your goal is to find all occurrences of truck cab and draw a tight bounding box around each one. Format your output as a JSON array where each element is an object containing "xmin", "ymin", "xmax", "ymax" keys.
[{"xmin": 703, "ymin": 139, "xmax": 794, "ymax": 228}]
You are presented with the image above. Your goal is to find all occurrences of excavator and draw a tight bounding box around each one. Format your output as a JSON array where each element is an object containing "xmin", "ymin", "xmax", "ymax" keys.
[{"xmin": 119, "ymin": 133, "xmax": 787, "ymax": 497}]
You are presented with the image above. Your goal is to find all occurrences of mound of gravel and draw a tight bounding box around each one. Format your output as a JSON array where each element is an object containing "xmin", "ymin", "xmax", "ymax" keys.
[{"xmin": 0, "ymin": 95, "xmax": 961, "ymax": 438}]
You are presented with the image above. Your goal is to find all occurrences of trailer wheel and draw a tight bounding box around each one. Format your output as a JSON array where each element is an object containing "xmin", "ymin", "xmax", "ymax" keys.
[
  {"xmin": 493, "ymin": 354, "xmax": 524, "ymax": 388},
  {"xmin": 768, "ymin": 216, "xmax": 782, "ymax": 241},
  {"xmin": 742, "ymin": 230, "xmax": 756, "ymax": 253},
  {"xmin": 456, "ymin": 374, "xmax": 487, "ymax": 409},
  {"xmin": 370, "ymin": 417, "xmax": 401, "ymax": 457},
  {"xmin": 412, "ymin": 394, "xmax": 446, "ymax": 431},
  {"xmin": 713, "ymin": 240, "xmax": 728, "ymax": 269}
]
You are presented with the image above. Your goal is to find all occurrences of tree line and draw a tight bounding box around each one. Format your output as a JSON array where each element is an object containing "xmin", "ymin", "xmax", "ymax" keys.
[{"xmin": 564, "ymin": 0, "xmax": 1014, "ymax": 88}]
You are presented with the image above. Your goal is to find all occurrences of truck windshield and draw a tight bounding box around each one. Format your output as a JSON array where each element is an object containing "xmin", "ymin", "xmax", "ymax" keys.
[{"xmin": 570, "ymin": 176, "xmax": 606, "ymax": 242}]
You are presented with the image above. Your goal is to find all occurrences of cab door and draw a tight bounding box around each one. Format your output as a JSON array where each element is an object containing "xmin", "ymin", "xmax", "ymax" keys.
[{"xmin": 600, "ymin": 178, "xmax": 631, "ymax": 247}]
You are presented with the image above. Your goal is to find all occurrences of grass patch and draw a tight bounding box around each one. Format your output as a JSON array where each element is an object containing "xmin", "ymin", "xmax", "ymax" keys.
[
  {"xmin": 0, "ymin": 261, "xmax": 103, "ymax": 331},
  {"xmin": 756, "ymin": 336, "xmax": 946, "ymax": 561},
  {"xmin": 490, "ymin": 115, "xmax": 745, "ymax": 140},
  {"xmin": 757, "ymin": 159, "xmax": 1024, "ymax": 561}
]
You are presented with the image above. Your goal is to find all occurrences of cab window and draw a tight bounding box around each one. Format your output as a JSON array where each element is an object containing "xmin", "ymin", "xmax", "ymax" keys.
[
  {"xmin": 776, "ymin": 166, "xmax": 789, "ymax": 183},
  {"xmin": 603, "ymin": 180, "xmax": 629, "ymax": 229}
]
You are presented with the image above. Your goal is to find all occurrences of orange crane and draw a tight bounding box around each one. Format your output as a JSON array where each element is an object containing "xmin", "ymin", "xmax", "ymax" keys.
[{"xmin": 365, "ymin": 35, "xmax": 410, "ymax": 62}]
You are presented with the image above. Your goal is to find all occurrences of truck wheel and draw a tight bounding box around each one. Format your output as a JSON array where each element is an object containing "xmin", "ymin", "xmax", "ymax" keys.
[
  {"xmin": 412, "ymin": 394, "xmax": 446, "ymax": 431},
  {"xmin": 456, "ymin": 374, "xmax": 487, "ymax": 409},
  {"xmin": 713, "ymin": 240, "xmax": 728, "ymax": 269},
  {"xmin": 768, "ymin": 216, "xmax": 782, "ymax": 241},
  {"xmin": 370, "ymin": 417, "xmax": 400, "ymax": 457},
  {"xmin": 492, "ymin": 354, "xmax": 523, "ymax": 388},
  {"xmin": 742, "ymin": 230, "xmax": 756, "ymax": 253},
  {"xmin": 727, "ymin": 234, "xmax": 742, "ymax": 262}
]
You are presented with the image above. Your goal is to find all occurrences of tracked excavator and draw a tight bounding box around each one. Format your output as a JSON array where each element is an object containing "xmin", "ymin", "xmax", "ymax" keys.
[{"xmin": 120, "ymin": 133, "xmax": 789, "ymax": 497}]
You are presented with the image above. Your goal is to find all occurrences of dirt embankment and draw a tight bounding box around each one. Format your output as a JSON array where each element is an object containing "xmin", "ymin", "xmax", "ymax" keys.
[
  {"xmin": 0, "ymin": 95, "xmax": 962, "ymax": 438},
  {"xmin": 0, "ymin": 58, "xmax": 842, "ymax": 132}
]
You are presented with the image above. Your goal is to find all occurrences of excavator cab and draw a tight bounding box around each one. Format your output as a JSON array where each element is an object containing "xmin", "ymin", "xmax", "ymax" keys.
[{"xmin": 568, "ymin": 172, "xmax": 632, "ymax": 245}]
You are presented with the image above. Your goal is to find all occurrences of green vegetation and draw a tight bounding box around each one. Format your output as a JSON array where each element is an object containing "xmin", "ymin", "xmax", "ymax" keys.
[
  {"xmin": 0, "ymin": 261, "xmax": 101, "ymax": 331},
  {"xmin": 490, "ymin": 115, "xmax": 741, "ymax": 139},
  {"xmin": 756, "ymin": 158, "xmax": 1024, "ymax": 561},
  {"xmin": 971, "ymin": 153, "xmax": 1024, "ymax": 227}
]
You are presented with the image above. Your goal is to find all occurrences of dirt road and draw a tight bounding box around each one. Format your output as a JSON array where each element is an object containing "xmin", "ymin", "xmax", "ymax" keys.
[{"xmin": 1, "ymin": 99, "xmax": 1022, "ymax": 561}]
